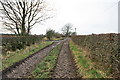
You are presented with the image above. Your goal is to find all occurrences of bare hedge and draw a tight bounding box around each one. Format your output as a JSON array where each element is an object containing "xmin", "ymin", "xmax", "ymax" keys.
[{"xmin": 71, "ymin": 33, "xmax": 120, "ymax": 78}]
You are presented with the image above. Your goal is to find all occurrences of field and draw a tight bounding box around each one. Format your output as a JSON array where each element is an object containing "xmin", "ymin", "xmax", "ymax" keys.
[{"xmin": 1, "ymin": 33, "xmax": 120, "ymax": 78}]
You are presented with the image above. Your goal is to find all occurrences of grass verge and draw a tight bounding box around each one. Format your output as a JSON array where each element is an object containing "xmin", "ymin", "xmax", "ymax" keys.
[
  {"xmin": 29, "ymin": 44, "xmax": 62, "ymax": 78},
  {"xmin": 69, "ymin": 40, "xmax": 107, "ymax": 78},
  {"xmin": 1, "ymin": 41, "xmax": 52, "ymax": 70}
]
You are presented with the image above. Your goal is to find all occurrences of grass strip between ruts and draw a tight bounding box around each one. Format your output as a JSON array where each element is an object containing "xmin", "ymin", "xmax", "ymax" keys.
[{"xmin": 29, "ymin": 44, "xmax": 62, "ymax": 78}]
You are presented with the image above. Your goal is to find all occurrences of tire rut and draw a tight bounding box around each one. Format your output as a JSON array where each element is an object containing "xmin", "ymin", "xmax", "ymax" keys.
[
  {"xmin": 2, "ymin": 41, "xmax": 62, "ymax": 78},
  {"xmin": 52, "ymin": 40, "xmax": 79, "ymax": 78}
]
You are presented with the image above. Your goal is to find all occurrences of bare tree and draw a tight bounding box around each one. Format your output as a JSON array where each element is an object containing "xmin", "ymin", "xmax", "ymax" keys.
[
  {"xmin": 61, "ymin": 23, "xmax": 73, "ymax": 37},
  {"xmin": 0, "ymin": 0, "xmax": 53, "ymax": 35}
]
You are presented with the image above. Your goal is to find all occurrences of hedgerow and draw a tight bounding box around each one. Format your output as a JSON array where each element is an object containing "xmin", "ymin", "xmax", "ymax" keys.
[
  {"xmin": 2, "ymin": 35, "xmax": 43, "ymax": 54},
  {"xmin": 71, "ymin": 33, "xmax": 120, "ymax": 78}
]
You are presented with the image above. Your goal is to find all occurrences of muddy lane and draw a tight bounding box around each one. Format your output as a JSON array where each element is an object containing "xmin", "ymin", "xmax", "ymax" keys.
[
  {"xmin": 52, "ymin": 40, "xmax": 79, "ymax": 78},
  {"xmin": 2, "ymin": 41, "xmax": 62, "ymax": 78}
]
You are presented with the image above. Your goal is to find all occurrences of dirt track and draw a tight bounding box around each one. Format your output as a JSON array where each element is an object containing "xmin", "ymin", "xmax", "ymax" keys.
[
  {"xmin": 52, "ymin": 40, "xmax": 79, "ymax": 78},
  {"xmin": 2, "ymin": 41, "xmax": 62, "ymax": 78},
  {"xmin": 2, "ymin": 39, "xmax": 81, "ymax": 78}
]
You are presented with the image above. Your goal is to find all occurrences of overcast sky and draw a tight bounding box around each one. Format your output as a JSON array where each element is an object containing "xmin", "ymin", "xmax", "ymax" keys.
[{"xmin": 0, "ymin": 0, "xmax": 119, "ymax": 35}]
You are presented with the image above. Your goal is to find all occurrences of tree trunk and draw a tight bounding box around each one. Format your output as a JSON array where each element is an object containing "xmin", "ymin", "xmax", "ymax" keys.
[{"xmin": 21, "ymin": 1, "xmax": 26, "ymax": 36}]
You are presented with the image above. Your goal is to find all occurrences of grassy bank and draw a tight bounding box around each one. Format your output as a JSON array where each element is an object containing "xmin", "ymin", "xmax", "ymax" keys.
[
  {"xmin": 2, "ymin": 41, "xmax": 52, "ymax": 70},
  {"xmin": 29, "ymin": 44, "xmax": 62, "ymax": 78},
  {"xmin": 69, "ymin": 41, "xmax": 107, "ymax": 78}
]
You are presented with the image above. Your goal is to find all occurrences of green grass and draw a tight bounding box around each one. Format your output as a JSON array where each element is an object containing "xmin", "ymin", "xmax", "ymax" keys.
[
  {"xmin": 1, "ymin": 41, "xmax": 52, "ymax": 70},
  {"xmin": 43, "ymin": 36, "xmax": 64, "ymax": 41},
  {"xmin": 29, "ymin": 44, "xmax": 62, "ymax": 78},
  {"xmin": 52, "ymin": 37, "xmax": 64, "ymax": 40},
  {"xmin": 69, "ymin": 41, "xmax": 105, "ymax": 78}
]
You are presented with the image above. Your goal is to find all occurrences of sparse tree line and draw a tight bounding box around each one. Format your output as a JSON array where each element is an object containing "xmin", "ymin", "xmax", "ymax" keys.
[
  {"xmin": 45, "ymin": 23, "xmax": 77, "ymax": 40},
  {"xmin": 0, "ymin": 0, "xmax": 77, "ymax": 53},
  {"xmin": 0, "ymin": 0, "xmax": 77, "ymax": 37}
]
